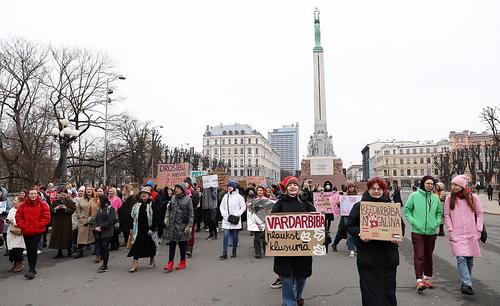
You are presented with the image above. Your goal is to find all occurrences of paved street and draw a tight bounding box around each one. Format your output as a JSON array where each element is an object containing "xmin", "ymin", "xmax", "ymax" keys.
[{"xmin": 1, "ymin": 195, "xmax": 500, "ymax": 305}]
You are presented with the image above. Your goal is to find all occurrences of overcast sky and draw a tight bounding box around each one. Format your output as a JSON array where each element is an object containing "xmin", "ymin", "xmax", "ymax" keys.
[{"xmin": 2, "ymin": 0, "xmax": 499, "ymax": 167}]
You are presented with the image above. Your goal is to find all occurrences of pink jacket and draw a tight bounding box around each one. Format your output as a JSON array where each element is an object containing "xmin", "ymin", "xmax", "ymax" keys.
[
  {"xmin": 109, "ymin": 196, "xmax": 122, "ymax": 212},
  {"xmin": 444, "ymin": 194, "xmax": 483, "ymax": 257}
]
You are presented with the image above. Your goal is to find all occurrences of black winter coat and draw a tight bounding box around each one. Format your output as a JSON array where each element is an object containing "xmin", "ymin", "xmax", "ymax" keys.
[
  {"xmin": 91, "ymin": 204, "xmax": 117, "ymax": 240},
  {"xmin": 271, "ymin": 194, "xmax": 316, "ymax": 278},
  {"xmin": 118, "ymin": 195, "xmax": 135, "ymax": 233},
  {"xmin": 345, "ymin": 192, "xmax": 399, "ymax": 268}
]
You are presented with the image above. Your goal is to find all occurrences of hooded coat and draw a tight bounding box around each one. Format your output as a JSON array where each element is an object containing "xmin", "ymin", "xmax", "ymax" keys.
[
  {"xmin": 404, "ymin": 188, "xmax": 443, "ymax": 235},
  {"xmin": 48, "ymin": 197, "xmax": 75, "ymax": 250},
  {"xmin": 16, "ymin": 195, "xmax": 51, "ymax": 237},
  {"xmin": 164, "ymin": 193, "xmax": 194, "ymax": 241},
  {"xmin": 220, "ymin": 189, "xmax": 246, "ymax": 230}
]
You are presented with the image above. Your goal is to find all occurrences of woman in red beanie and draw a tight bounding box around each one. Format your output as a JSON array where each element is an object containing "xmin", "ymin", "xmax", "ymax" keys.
[{"xmin": 271, "ymin": 176, "xmax": 316, "ymax": 306}]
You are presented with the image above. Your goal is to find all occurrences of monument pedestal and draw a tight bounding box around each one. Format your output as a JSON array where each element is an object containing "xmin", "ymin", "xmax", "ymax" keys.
[{"xmin": 300, "ymin": 157, "xmax": 346, "ymax": 189}]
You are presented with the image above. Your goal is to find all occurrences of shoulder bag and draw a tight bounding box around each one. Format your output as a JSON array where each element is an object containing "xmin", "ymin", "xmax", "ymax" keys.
[{"xmin": 227, "ymin": 195, "xmax": 240, "ymax": 225}]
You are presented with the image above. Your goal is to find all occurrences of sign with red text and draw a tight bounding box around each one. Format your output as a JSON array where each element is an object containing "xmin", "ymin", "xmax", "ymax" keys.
[
  {"xmin": 313, "ymin": 192, "xmax": 340, "ymax": 216},
  {"xmin": 265, "ymin": 213, "xmax": 326, "ymax": 256},
  {"xmin": 157, "ymin": 163, "xmax": 189, "ymax": 189},
  {"xmin": 340, "ymin": 195, "xmax": 362, "ymax": 216},
  {"xmin": 360, "ymin": 201, "xmax": 403, "ymax": 241}
]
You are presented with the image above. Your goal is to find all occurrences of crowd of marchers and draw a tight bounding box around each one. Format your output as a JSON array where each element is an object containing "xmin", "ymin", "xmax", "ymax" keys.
[{"xmin": 0, "ymin": 173, "xmax": 487, "ymax": 306}]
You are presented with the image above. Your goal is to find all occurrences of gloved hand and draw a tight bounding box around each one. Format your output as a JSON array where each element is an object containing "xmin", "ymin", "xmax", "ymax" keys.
[
  {"xmin": 147, "ymin": 230, "xmax": 153, "ymax": 236},
  {"xmin": 184, "ymin": 226, "xmax": 192, "ymax": 236}
]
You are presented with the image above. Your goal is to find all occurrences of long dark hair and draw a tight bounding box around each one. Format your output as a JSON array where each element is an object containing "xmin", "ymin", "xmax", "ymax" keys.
[
  {"xmin": 449, "ymin": 188, "xmax": 475, "ymax": 211},
  {"xmin": 98, "ymin": 194, "xmax": 111, "ymax": 209}
]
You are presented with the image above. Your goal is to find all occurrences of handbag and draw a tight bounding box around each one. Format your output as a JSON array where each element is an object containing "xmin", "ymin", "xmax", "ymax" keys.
[
  {"xmin": 126, "ymin": 233, "xmax": 133, "ymax": 249},
  {"xmin": 227, "ymin": 196, "xmax": 240, "ymax": 225},
  {"xmin": 473, "ymin": 196, "xmax": 487, "ymax": 243}
]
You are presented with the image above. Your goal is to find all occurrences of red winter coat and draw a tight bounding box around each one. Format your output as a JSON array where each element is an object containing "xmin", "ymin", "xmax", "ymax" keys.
[{"xmin": 16, "ymin": 196, "xmax": 51, "ymax": 236}]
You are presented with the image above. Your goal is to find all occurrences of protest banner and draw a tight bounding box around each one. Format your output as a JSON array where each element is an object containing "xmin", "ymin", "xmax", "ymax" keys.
[
  {"xmin": 265, "ymin": 213, "xmax": 326, "ymax": 256},
  {"xmin": 360, "ymin": 201, "xmax": 403, "ymax": 241},
  {"xmin": 238, "ymin": 180, "xmax": 248, "ymax": 189},
  {"xmin": 156, "ymin": 163, "xmax": 189, "ymax": 189},
  {"xmin": 246, "ymin": 176, "xmax": 267, "ymax": 188},
  {"xmin": 213, "ymin": 171, "xmax": 229, "ymax": 187},
  {"xmin": 202, "ymin": 174, "xmax": 219, "ymax": 188},
  {"xmin": 190, "ymin": 170, "xmax": 208, "ymax": 181},
  {"xmin": 313, "ymin": 192, "xmax": 340, "ymax": 216},
  {"xmin": 340, "ymin": 195, "xmax": 362, "ymax": 216}
]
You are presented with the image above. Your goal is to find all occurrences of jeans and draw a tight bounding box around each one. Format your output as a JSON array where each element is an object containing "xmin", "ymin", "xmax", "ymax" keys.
[
  {"xmin": 23, "ymin": 234, "xmax": 42, "ymax": 272},
  {"xmin": 222, "ymin": 229, "xmax": 239, "ymax": 256},
  {"xmin": 95, "ymin": 237, "xmax": 102, "ymax": 257},
  {"xmin": 281, "ymin": 274, "xmax": 306, "ymax": 306},
  {"xmin": 345, "ymin": 218, "xmax": 356, "ymax": 251},
  {"xmin": 457, "ymin": 256, "xmax": 473, "ymax": 286}
]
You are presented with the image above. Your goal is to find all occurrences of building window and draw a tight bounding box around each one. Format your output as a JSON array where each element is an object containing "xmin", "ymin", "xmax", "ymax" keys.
[
  {"xmin": 240, "ymin": 148, "xmax": 244, "ymax": 154},
  {"xmin": 234, "ymin": 130, "xmax": 239, "ymax": 135},
  {"xmin": 413, "ymin": 148, "xmax": 417, "ymax": 154},
  {"xmin": 433, "ymin": 147, "xmax": 437, "ymax": 152},
  {"xmin": 234, "ymin": 158, "xmax": 237, "ymax": 167},
  {"xmin": 406, "ymin": 149, "xmax": 410, "ymax": 154},
  {"xmin": 214, "ymin": 148, "xmax": 218, "ymax": 155},
  {"xmin": 434, "ymin": 169, "xmax": 439, "ymax": 175},
  {"xmin": 240, "ymin": 170, "xmax": 244, "ymax": 176},
  {"xmin": 228, "ymin": 139, "xmax": 231, "ymax": 144},
  {"xmin": 248, "ymin": 158, "xmax": 251, "ymax": 166},
  {"xmin": 413, "ymin": 158, "xmax": 417, "ymax": 164},
  {"xmin": 255, "ymin": 158, "xmax": 258, "ymax": 166},
  {"xmin": 420, "ymin": 157, "xmax": 424, "ymax": 164},
  {"xmin": 420, "ymin": 148, "xmax": 423, "ymax": 154},
  {"xmin": 399, "ymin": 149, "xmax": 403, "ymax": 154},
  {"xmin": 255, "ymin": 148, "xmax": 258, "ymax": 154},
  {"xmin": 222, "ymin": 139, "xmax": 225, "ymax": 145},
  {"xmin": 384, "ymin": 170, "xmax": 388, "ymax": 176},
  {"xmin": 248, "ymin": 138, "xmax": 251, "ymax": 144},
  {"xmin": 427, "ymin": 157, "xmax": 431, "ymax": 163},
  {"xmin": 413, "ymin": 169, "xmax": 418, "ymax": 176},
  {"xmin": 420, "ymin": 168, "xmax": 424, "ymax": 175},
  {"xmin": 393, "ymin": 170, "xmax": 397, "ymax": 176},
  {"xmin": 400, "ymin": 169, "xmax": 405, "ymax": 176},
  {"xmin": 228, "ymin": 131, "xmax": 233, "ymax": 135},
  {"xmin": 215, "ymin": 139, "xmax": 218, "ymax": 145},
  {"xmin": 426, "ymin": 148, "xmax": 430, "ymax": 153},
  {"xmin": 384, "ymin": 150, "xmax": 390, "ymax": 155},
  {"xmin": 240, "ymin": 158, "xmax": 243, "ymax": 166},
  {"xmin": 222, "ymin": 131, "xmax": 227, "ymax": 135},
  {"xmin": 221, "ymin": 148, "xmax": 225, "ymax": 154},
  {"xmin": 406, "ymin": 158, "xmax": 410, "ymax": 164},
  {"xmin": 407, "ymin": 169, "xmax": 411, "ymax": 176},
  {"xmin": 248, "ymin": 148, "xmax": 252, "ymax": 154},
  {"xmin": 234, "ymin": 170, "xmax": 238, "ymax": 176},
  {"xmin": 241, "ymin": 138, "xmax": 244, "ymax": 144},
  {"xmin": 400, "ymin": 159, "xmax": 403, "ymax": 165},
  {"xmin": 393, "ymin": 149, "xmax": 396, "ymax": 154}
]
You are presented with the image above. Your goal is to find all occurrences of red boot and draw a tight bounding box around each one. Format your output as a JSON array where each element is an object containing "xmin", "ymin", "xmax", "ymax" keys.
[
  {"xmin": 176, "ymin": 260, "xmax": 186, "ymax": 270},
  {"xmin": 164, "ymin": 261, "xmax": 174, "ymax": 272}
]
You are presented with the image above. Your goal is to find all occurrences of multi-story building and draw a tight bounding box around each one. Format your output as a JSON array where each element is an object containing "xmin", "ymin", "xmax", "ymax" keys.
[
  {"xmin": 268, "ymin": 123, "xmax": 299, "ymax": 176},
  {"xmin": 372, "ymin": 139, "xmax": 451, "ymax": 188},
  {"xmin": 361, "ymin": 141, "xmax": 394, "ymax": 181},
  {"xmin": 346, "ymin": 164, "xmax": 363, "ymax": 182},
  {"xmin": 202, "ymin": 124, "xmax": 280, "ymax": 182}
]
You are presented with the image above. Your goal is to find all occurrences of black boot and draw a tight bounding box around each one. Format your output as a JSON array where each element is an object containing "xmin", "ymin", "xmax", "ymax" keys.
[
  {"xmin": 437, "ymin": 224, "xmax": 445, "ymax": 236},
  {"xmin": 74, "ymin": 246, "xmax": 84, "ymax": 258},
  {"xmin": 54, "ymin": 249, "xmax": 64, "ymax": 259},
  {"xmin": 67, "ymin": 248, "xmax": 72, "ymax": 257}
]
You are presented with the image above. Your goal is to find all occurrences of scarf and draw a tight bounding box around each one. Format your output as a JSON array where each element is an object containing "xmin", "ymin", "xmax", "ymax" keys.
[{"xmin": 131, "ymin": 199, "xmax": 153, "ymax": 243}]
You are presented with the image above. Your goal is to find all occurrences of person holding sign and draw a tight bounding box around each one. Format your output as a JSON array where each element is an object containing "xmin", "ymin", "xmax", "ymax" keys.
[
  {"xmin": 444, "ymin": 175, "xmax": 483, "ymax": 295},
  {"xmin": 271, "ymin": 176, "xmax": 316, "ymax": 306},
  {"xmin": 219, "ymin": 181, "xmax": 246, "ymax": 260},
  {"xmin": 332, "ymin": 181, "xmax": 359, "ymax": 257},
  {"xmin": 404, "ymin": 176, "xmax": 443, "ymax": 292},
  {"xmin": 345, "ymin": 177, "xmax": 399, "ymax": 306}
]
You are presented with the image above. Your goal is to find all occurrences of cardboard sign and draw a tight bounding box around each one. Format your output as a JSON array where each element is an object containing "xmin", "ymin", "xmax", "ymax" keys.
[
  {"xmin": 190, "ymin": 170, "xmax": 208, "ymax": 181},
  {"xmin": 246, "ymin": 176, "xmax": 267, "ymax": 188},
  {"xmin": 156, "ymin": 163, "xmax": 189, "ymax": 189},
  {"xmin": 360, "ymin": 201, "xmax": 403, "ymax": 241},
  {"xmin": 213, "ymin": 171, "xmax": 229, "ymax": 188},
  {"xmin": 238, "ymin": 180, "xmax": 248, "ymax": 189},
  {"xmin": 202, "ymin": 174, "xmax": 219, "ymax": 188},
  {"xmin": 340, "ymin": 195, "xmax": 362, "ymax": 216},
  {"xmin": 265, "ymin": 213, "xmax": 326, "ymax": 257},
  {"xmin": 313, "ymin": 192, "xmax": 339, "ymax": 216}
]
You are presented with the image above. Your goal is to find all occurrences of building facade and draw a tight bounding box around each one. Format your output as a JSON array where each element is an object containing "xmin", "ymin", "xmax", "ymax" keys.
[
  {"xmin": 346, "ymin": 164, "xmax": 363, "ymax": 182},
  {"xmin": 202, "ymin": 124, "xmax": 280, "ymax": 182},
  {"xmin": 268, "ymin": 123, "xmax": 299, "ymax": 175}
]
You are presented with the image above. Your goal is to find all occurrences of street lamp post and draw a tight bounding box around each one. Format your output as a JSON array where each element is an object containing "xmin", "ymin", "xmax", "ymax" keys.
[
  {"xmin": 151, "ymin": 125, "xmax": 164, "ymax": 178},
  {"xmin": 103, "ymin": 75, "xmax": 125, "ymax": 187},
  {"xmin": 51, "ymin": 118, "xmax": 80, "ymax": 188}
]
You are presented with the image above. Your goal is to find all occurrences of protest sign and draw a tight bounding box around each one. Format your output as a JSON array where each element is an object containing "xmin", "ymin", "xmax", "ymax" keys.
[
  {"xmin": 213, "ymin": 171, "xmax": 229, "ymax": 187},
  {"xmin": 340, "ymin": 195, "xmax": 362, "ymax": 216},
  {"xmin": 246, "ymin": 176, "xmax": 267, "ymax": 188},
  {"xmin": 238, "ymin": 180, "xmax": 248, "ymax": 189},
  {"xmin": 157, "ymin": 163, "xmax": 189, "ymax": 189},
  {"xmin": 360, "ymin": 201, "xmax": 403, "ymax": 241},
  {"xmin": 313, "ymin": 192, "xmax": 340, "ymax": 216},
  {"xmin": 202, "ymin": 174, "xmax": 219, "ymax": 188},
  {"xmin": 190, "ymin": 170, "xmax": 208, "ymax": 181},
  {"xmin": 265, "ymin": 213, "xmax": 326, "ymax": 256}
]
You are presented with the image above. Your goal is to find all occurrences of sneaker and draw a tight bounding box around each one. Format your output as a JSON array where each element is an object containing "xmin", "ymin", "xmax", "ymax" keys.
[
  {"xmin": 461, "ymin": 284, "xmax": 475, "ymax": 295},
  {"xmin": 97, "ymin": 265, "xmax": 108, "ymax": 273},
  {"xmin": 417, "ymin": 280, "xmax": 426, "ymax": 292},
  {"xmin": 270, "ymin": 278, "xmax": 282, "ymax": 289},
  {"xmin": 205, "ymin": 228, "xmax": 210, "ymax": 232},
  {"xmin": 230, "ymin": 253, "xmax": 237, "ymax": 258},
  {"xmin": 297, "ymin": 298, "xmax": 305, "ymax": 306},
  {"xmin": 207, "ymin": 236, "xmax": 215, "ymax": 241},
  {"xmin": 423, "ymin": 278, "xmax": 434, "ymax": 289},
  {"xmin": 349, "ymin": 251, "xmax": 355, "ymax": 258},
  {"xmin": 218, "ymin": 255, "xmax": 227, "ymax": 260},
  {"xmin": 37, "ymin": 250, "xmax": 42, "ymax": 255}
]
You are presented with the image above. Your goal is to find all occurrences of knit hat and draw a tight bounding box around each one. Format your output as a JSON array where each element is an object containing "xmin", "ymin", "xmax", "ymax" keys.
[
  {"xmin": 227, "ymin": 181, "xmax": 237, "ymax": 190},
  {"xmin": 146, "ymin": 181, "xmax": 154, "ymax": 187},
  {"xmin": 78, "ymin": 186, "xmax": 85, "ymax": 192},
  {"xmin": 139, "ymin": 187, "xmax": 151, "ymax": 195},
  {"xmin": 436, "ymin": 182, "xmax": 445, "ymax": 191},
  {"xmin": 451, "ymin": 175, "xmax": 468, "ymax": 189},
  {"xmin": 280, "ymin": 176, "xmax": 300, "ymax": 192},
  {"xmin": 174, "ymin": 183, "xmax": 186, "ymax": 193}
]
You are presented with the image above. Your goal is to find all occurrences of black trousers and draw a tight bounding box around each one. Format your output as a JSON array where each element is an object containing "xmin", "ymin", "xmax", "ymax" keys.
[
  {"xmin": 203, "ymin": 209, "xmax": 217, "ymax": 237},
  {"xmin": 9, "ymin": 248, "xmax": 23, "ymax": 263},
  {"xmin": 121, "ymin": 230, "xmax": 130, "ymax": 245},
  {"xmin": 23, "ymin": 234, "xmax": 42, "ymax": 272},
  {"xmin": 111, "ymin": 231, "xmax": 120, "ymax": 250},
  {"xmin": 358, "ymin": 264, "xmax": 397, "ymax": 306},
  {"xmin": 101, "ymin": 237, "xmax": 111, "ymax": 266},
  {"xmin": 168, "ymin": 241, "xmax": 187, "ymax": 261},
  {"xmin": 253, "ymin": 231, "xmax": 264, "ymax": 256}
]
